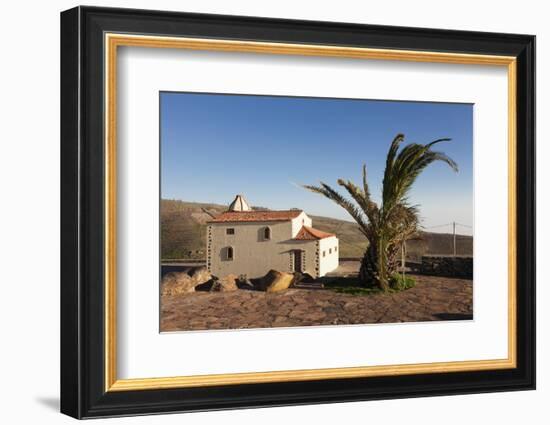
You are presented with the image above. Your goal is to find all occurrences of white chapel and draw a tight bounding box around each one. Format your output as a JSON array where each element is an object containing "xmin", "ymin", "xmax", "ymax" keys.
[{"xmin": 206, "ymin": 195, "xmax": 339, "ymax": 279}]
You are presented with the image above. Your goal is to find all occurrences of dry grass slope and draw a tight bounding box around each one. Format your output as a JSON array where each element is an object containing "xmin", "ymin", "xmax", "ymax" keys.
[{"xmin": 161, "ymin": 199, "xmax": 472, "ymax": 260}]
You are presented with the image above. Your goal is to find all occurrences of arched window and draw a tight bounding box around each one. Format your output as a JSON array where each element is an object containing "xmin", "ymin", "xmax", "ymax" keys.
[
  {"xmin": 264, "ymin": 227, "xmax": 271, "ymax": 240},
  {"xmin": 226, "ymin": 246, "xmax": 234, "ymax": 261}
]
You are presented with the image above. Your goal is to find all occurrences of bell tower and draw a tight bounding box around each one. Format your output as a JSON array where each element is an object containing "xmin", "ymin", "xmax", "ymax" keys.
[{"xmin": 227, "ymin": 194, "xmax": 251, "ymax": 212}]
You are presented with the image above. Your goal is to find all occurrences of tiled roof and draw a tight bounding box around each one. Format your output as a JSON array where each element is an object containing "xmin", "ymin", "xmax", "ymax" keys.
[
  {"xmin": 294, "ymin": 226, "xmax": 335, "ymax": 240},
  {"xmin": 208, "ymin": 210, "xmax": 303, "ymax": 223}
]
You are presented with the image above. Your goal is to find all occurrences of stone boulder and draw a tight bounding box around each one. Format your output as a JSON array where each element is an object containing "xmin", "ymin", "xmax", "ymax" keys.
[
  {"xmin": 190, "ymin": 266, "xmax": 211, "ymax": 286},
  {"xmin": 291, "ymin": 272, "xmax": 315, "ymax": 286},
  {"xmin": 161, "ymin": 272, "xmax": 196, "ymax": 296},
  {"xmin": 210, "ymin": 274, "xmax": 239, "ymax": 292},
  {"xmin": 261, "ymin": 270, "xmax": 294, "ymax": 293},
  {"xmin": 236, "ymin": 276, "xmax": 255, "ymax": 290},
  {"xmin": 291, "ymin": 272, "xmax": 324, "ymax": 289},
  {"xmin": 161, "ymin": 267, "xmax": 213, "ymax": 295}
]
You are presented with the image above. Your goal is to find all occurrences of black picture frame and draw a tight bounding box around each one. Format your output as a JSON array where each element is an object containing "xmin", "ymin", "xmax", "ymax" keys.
[{"xmin": 61, "ymin": 5, "xmax": 535, "ymax": 419}]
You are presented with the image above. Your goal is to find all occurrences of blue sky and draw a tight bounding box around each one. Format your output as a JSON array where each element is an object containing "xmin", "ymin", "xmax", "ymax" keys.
[{"xmin": 161, "ymin": 92, "xmax": 473, "ymax": 235}]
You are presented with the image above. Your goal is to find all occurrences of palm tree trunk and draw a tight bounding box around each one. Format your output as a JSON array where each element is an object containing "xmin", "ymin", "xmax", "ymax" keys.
[
  {"xmin": 358, "ymin": 239, "xmax": 399, "ymax": 291},
  {"xmin": 358, "ymin": 244, "xmax": 377, "ymax": 287},
  {"xmin": 359, "ymin": 243, "xmax": 390, "ymax": 291},
  {"xmin": 387, "ymin": 244, "xmax": 400, "ymax": 277}
]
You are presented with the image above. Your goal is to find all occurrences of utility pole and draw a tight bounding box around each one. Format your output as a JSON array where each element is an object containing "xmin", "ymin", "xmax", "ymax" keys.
[{"xmin": 453, "ymin": 221, "xmax": 456, "ymax": 256}]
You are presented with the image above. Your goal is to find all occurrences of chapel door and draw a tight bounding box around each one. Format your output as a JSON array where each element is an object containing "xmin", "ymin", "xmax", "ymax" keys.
[{"xmin": 293, "ymin": 250, "xmax": 302, "ymax": 273}]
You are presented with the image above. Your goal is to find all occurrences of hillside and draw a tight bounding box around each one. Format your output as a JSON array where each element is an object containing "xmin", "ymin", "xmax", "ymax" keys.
[{"xmin": 160, "ymin": 199, "xmax": 472, "ymax": 260}]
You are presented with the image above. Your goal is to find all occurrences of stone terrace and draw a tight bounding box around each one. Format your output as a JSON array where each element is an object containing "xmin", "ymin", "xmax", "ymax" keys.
[{"xmin": 160, "ymin": 274, "xmax": 473, "ymax": 332}]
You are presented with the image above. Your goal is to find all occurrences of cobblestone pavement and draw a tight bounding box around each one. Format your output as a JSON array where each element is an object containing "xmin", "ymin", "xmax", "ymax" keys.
[{"xmin": 160, "ymin": 274, "xmax": 473, "ymax": 332}]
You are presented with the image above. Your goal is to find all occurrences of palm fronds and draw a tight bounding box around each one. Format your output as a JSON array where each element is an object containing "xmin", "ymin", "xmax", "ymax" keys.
[
  {"xmin": 302, "ymin": 182, "xmax": 370, "ymax": 237},
  {"xmin": 303, "ymin": 133, "xmax": 458, "ymax": 290},
  {"xmin": 381, "ymin": 138, "xmax": 457, "ymax": 219}
]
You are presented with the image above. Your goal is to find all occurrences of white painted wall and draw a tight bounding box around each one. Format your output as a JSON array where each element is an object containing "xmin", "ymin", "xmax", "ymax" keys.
[
  {"xmin": 208, "ymin": 220, "xmax": 319, "ymax": 278},
  {"xmin": 291, "ymin": 211, "xmax": 312, "ymax": 237},
  {"xmin": 319, "ymin": 236, "xmax": 339, "ymax": 276}
]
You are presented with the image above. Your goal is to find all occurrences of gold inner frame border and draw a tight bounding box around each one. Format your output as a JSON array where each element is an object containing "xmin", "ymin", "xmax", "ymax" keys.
[{"xmin": 104, "ymin": 33, "xmax": 517, "ymax": 392}]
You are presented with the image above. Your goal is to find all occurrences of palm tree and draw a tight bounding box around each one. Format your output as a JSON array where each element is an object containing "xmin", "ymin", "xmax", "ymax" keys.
[{"xmin": 304, "ymin": 134, "xmax": 458, "ymax": 291}]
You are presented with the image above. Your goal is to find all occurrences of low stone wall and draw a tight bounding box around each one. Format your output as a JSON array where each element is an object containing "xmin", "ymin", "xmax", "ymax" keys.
[{"xmin": 418, "ymin": 255, "xmax": 473, "ymax": 279}]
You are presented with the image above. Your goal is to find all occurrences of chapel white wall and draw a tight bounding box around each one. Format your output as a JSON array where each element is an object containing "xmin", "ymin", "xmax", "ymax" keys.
[
  {"xmin": 293, "ymin": 240, "xmax": 318, "ymax": 277},
  {"xmin": 291, "ymin": 212, "xmax": 312, "ymax": 237},
  {"xmin": 318, "ymin": 236, "xmax": 339, "ymax": 276},
  {"xmin": 208, "ymin": 221, "xmax": 317, "ymax": 278}
]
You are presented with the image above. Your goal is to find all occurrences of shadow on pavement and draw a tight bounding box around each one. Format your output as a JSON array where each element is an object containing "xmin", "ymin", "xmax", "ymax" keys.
[{"xmin": 433, "ymin": 313, "xmax": 473, "ymax": 321}]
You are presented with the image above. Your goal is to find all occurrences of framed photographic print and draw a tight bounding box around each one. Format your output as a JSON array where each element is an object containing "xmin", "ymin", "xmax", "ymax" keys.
[{"xmin": 60, "ymin": 6, "xmax": 536, "ymax": 419}]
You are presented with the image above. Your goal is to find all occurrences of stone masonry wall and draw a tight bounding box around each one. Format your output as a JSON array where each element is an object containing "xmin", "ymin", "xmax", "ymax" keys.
[{"xmin": 419, "ymin": 255, "xmax": 473, "ymax": 279}]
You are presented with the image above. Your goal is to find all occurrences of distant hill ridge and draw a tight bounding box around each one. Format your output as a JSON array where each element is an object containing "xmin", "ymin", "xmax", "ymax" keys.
[{"xmin": 160, "ymin": 199, "xmax": 473, "ymax": 260}]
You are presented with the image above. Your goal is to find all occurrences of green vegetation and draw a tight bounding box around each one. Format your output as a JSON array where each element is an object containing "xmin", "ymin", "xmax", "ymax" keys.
[
  {"xmin": 304, "ymin": 134, "xmax": 458, "ymax": 291},
  {"xmin": 389, "ymin": 273, "xmax": 416, "ymax": 291}
]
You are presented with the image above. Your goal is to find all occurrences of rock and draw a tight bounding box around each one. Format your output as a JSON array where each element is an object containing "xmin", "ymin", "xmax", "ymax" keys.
[
  {"xmin": 211, "ymin": 274, "xmax": 239, "ymax": 292},
  {"xmin": 291, "ymin": 272, "xmax": 323, "ymax": 289},
  {"xmin": 258, "ymin": 269, "xmax": 282, "ymax": 290},
  {"xmin": 195, "ymin": 279, "xmax": 215, "ymax": 291},
  {"xmin": 261, "ymin": 270, "xmax": 294, "ymax": 293},
  {"xmin": 161, "ymin": 272, "xmax": 196, "ymax": 296},
  {"xmin": 190, "ymin": 266, "xmax": 211, "ymax": 286},
  {"xmin": 291, "ymin": 272, "xmax": 315, "ymax": 286},
  {"xmin": 236, "ymin": 276, "xmax": 255, "ymax": 290}
]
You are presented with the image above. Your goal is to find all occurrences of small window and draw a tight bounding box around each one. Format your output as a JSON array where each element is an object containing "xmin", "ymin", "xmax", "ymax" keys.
[
  {"xmin": 226, "ymin": 228, "xmax": 235, "ymax": 235},
  {"xmin": 335, "ymin": 246, "xmax": 338, "ymax": 252},
  {"xmin": 329, "ymin": 248, "xmax": 332, "ymax": 254},
  {"xmin": 226, "ymin": 246, "xmax": 234, "ymax": 261},
  {"xmin": 264, "ymin": 227, "xmax": 271, "ymax": 240},
  {"xmin": 323, "ymin": 251, "xmax": 326, "ymax": 257}
]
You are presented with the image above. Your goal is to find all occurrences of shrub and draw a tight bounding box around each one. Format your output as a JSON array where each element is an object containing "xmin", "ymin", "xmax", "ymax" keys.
[{"xmin": 389, "ymin": 273, "xmax": 416, "ymax": 291}]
